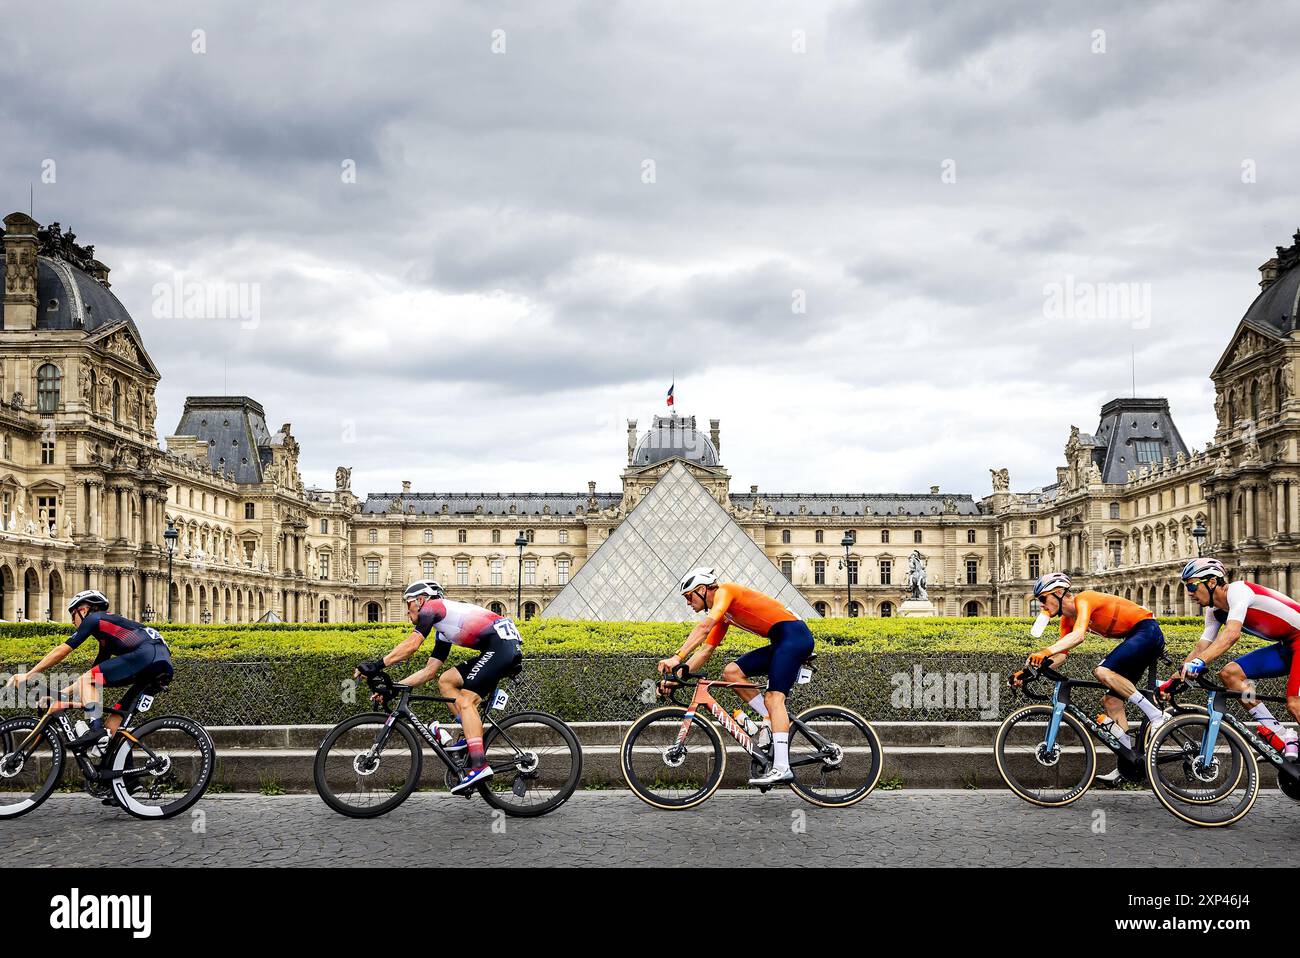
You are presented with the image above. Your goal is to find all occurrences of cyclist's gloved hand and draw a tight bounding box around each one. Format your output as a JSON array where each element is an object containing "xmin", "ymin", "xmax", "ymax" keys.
[
  {"xmin": 1156, "ymin": 676, "xmax": 1181, "ymax": 698},
  {"xmin": 1008, "ymin": 669, "xmax": 1028, "ymax": 688},
  {"xmin": 1183, "ymin": 658, "xmax": 1206, "ymax": 679},
  {"xmin": 1027, "ymin": 648, "xmax": 1054, "ymax": 668},
  {"xmin": 356, "ymin": 659, "xmax": 385, "ymax": 678}
]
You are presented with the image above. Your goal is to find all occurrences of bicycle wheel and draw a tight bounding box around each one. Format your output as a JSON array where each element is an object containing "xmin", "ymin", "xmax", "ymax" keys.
[
  {"xmin": 621, "ymin": 706, "xmax": 725, "ymax": 810},
  {"xmin": 1146, "ymin": 713, "xmax": 1259, "ymax": 827},
  {"xmin": 787, "ymin": 706, "xmax": 883, "ymax": 808},
  {"xmin": 478, "ymin": 711, "xmax": 582, "ymax": 818},
  {"xmin": 994, "ymin": 705, "xmax": 1096, "ymax": 807},
  {"xmin": 109, "ymin": 715, "xmax": 216, "ymax": 820},
  {"xmin": 0, "ymin": 717, "xmax": 64, "ymax": 819},
  {"xmin": 314, "ymin": 713, "xmax": 423, "ymax": 818}
]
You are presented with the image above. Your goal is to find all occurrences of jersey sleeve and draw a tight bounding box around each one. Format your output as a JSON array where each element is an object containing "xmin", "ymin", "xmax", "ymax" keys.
[
  {"xmin": 1224, "ymin": 581, "xmax": 1253, "ymax": 625},
  {"xmin": 1200, "ymin": 607, "xmax": 1222, "ymax": 644},
  {"xmin": 705, "ymin": 620, "xmax": 729, "ymax": 648},
  {"xmin": 63, "ymin": 612, "xmax": 98, "ymax": 650},
  {"xmin": 703, "ymin": 586, "xmax": 735, "ymax": 647},
  {"xmin": 413, "ymin": 601, "xmax": 445, "ymax": 638}
]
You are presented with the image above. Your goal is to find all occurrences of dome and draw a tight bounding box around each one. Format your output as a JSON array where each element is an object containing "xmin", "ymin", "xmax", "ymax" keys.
[
  {"xmin": 632, "ymin": 414, "xmax": 720, "ymax": 467},
  {"xmin": 1242, "ymin": 229, "xmax": 1300, "ymax": 336}
]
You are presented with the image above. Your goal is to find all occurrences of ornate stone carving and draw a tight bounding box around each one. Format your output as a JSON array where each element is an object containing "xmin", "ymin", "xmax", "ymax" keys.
[{"xmin": 990, "ymin": 468, "xmax": 1009, "ymax": 492}]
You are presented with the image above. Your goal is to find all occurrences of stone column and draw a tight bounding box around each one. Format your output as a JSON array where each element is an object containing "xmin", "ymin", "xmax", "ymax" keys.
[
  {"xmin": 1246, "ymin": 486, "xmax": 1257, "ymax": 540},
  {"xmin": 1275, "ymin": 481, "xmax": 1287, "ymax": 537}
]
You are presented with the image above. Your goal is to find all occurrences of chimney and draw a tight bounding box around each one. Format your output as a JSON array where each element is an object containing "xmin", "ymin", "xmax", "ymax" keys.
[
  {"xmin": 930, "ymin": 485, "xmax": 940, "ymax": 495},
  {"xmin": 1260, "ymin": 257, "xmax": 1280, "ymax": 290},
  {"xmin": 401, "ymin": 480, "xmax": 411, "ymax": 494},
  {"xmin": 750, "ymin": 484, "xmax": 758, "ymax": 495},
  {"xmin": 588, "ymin": 481, "xmax": 596, "ymax": 495},
  {"xmin": 709, "ymin": 419, "xmax": 721, "ymax": 458},
  {"xmin": 87, "ymin": 259, "xmax": 111, "ymax": 288},
  {"xmin": 2, "ymin": 213, "xmax": 40, "ymax": 331},
  {"xmin": 626, "ymin": 420, "xmax": 637, "ymax": 464}
]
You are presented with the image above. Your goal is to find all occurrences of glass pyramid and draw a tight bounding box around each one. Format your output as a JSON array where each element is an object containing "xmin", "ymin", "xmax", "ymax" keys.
[{"xmin": 542, "ymin": 462, "xmax": 819, "ymax": 621}]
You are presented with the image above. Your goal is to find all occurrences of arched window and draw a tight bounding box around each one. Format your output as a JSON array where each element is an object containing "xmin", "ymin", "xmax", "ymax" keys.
[
  {"xmin": 523, "ymin": 601, "xmax": 538, "ymax": 620},
  {"xmin": 489, "ymin": 602, "xmax": 505, "ymax": 615},
  {"xmin": 964, "ymin": 601, "xmax": 980, "ymax": 617},
  {"xmin": 879, "ymin": 601, "xmax": 894, "ymax": 618},
  {"xmin": 813, "ymin": 601, "xmax": 829, "ymax": 617},
  {"xmin": 37, "ymin": 364, "xmax": 61, "ymax": 413},
  {"xmin": 319, "ymin": 599, "xmax": 330, "ymax": 623},
  {"xmin": 366, "ymin": 602, "xmax": 381, "ymax": 623},
  {"xmin": 847, "ymin": 601, "xmax": 861, "ymax": 618}
]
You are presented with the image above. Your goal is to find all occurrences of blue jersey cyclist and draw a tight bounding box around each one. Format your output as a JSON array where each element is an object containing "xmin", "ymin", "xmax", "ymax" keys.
[
  {"xmin": 356, "ymin": 580, "xmax": 522, "ymax": 794},
  {"xmin": 3, "ymin": 590, "xmax": 174, "ymax": 750}
]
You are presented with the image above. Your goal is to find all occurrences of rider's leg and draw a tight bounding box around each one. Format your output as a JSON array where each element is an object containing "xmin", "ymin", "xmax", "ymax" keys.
[
  {"xmin": 1223, "ymin": 649, "xmax": 1295, "ymax": 738},
  {"xmin": 436, "ymin": 668, "xmax": 463, "ymax": 725},
  {"xmin": 721, "ymin": 661, "xmax": 767, "ymax": 717},
  {"xmin": 1096, "ymin": 681, "xmax": 1131, "ymax": 742},
  {"xmin": 764, "ymin": 690, "xmax": 790, "ymax": 734},
  {"xmin": 456, "ymin": 690, "xmax": 486, "ymax": 769}
]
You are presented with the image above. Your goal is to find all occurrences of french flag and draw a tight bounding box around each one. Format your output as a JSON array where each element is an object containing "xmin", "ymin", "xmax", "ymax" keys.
[{"xmin": 666, "ymin": 382, "xmax": 674, "ymax": 407}]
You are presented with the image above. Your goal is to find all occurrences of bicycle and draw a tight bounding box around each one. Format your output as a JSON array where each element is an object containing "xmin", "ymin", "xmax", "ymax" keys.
[
  {"xmin": 313, "ymin": 664, "xmax": 582, "ymax": 819},
  {"xmin": 995, "ymin": 657, "xmax": 1227, "ymax": 808},
  {"xmin": 0, "ymin": 674, "xmax": 215, "ymax": 820},
  {"xmin": 620, "ymin": 658, "xmax": 883, "ymax": 810},
  {"xmin": 1145, "ymin": 672, "xmax": 1300, "ymax": 827}
]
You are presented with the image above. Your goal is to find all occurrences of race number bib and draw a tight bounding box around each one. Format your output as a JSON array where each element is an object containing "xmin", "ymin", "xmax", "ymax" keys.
[
  {"xmin": 493, "ymin": 619, "xmax": 522, "ymax": 643},
  {"xmin": 137, "ymin": 694, "xmax": 155, "ymax": 713},
  {"xmin": 490, "ymin": 689, "xmax": 510, "ymax": 711}
]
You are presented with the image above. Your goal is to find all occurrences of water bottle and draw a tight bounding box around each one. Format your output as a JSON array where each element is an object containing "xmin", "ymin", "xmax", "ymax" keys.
[
  {"xmin": 1256, "ymin": 725, "xmax": 1287, "ymax": 752},
  {"xmin": 732, "ymin": 709, "xmax": 759, "ymax": 736},
  {"xmin": 73, "ymin": 720, "xmax": 90, "ymax": 741},
  {"xmin": 428, "ymin": 721, "xmax": 453, "ymax": 747}
]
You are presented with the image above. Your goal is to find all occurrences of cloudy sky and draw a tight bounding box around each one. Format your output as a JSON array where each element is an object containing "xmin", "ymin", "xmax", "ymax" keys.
[{"xmin": 4, "ymin": 1, "xmax": 1299, "ymax": 499}]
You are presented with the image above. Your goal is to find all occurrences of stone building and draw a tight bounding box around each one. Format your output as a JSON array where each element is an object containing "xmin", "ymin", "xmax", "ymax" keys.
[{"xmin": 4, "ymin": 209, "xmax": 1298, "ymax": 622}]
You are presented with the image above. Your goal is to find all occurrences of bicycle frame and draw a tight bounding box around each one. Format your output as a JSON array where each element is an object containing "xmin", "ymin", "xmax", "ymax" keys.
[
  {"xmin": 1192, "ymin": 679, "xmax": 1295, "ymax": 772},
  {"xmin": 677, "ymin": 679, "xmax": 762, "ymax": 755},
  {"xmin": 1029, "ymin": 663, "xmax": 1173, "ymax": 762},
  {"xmin": 369, "ymin": 679, "xmax": 527, "ymax": 771},
  {"xmin": 9, "ymin": 689, "xmax": 166, "ymax": 785}
]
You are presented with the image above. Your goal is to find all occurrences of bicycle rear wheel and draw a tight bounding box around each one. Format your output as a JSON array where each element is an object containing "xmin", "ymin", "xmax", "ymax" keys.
[
  {"xmin": 1146, "ymin": 713, "xmax": 1259, "ymax": 827},
  {"xmin": 620, "ymin": 706, "xmax": 725, "ymax": 810},
  {"xmin": 314, "ymin": 713, "xmax": 423, "ymax": 818},
  {"xmin": 0, "ymin": 717, "xmax": 64, "ymax": 819},
  {"xmin": 787, "ymin": 706, "xmax": 883, "ymax": 808},
  {"xmin": 109, "ymin": 715, "xmax": 215, "ymax": 820},
  {"xmin": 479, "ymin": 711, "xmax": 582, "ymax": 818},
  {"xmin": 994, "ymin": 705, "xmax": 1096, "ymax": 807}
]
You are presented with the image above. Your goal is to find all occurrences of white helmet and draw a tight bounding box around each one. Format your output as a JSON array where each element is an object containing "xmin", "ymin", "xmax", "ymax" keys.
[
  {"xmin": 1181, "ymin": 557, "xmax": 1227, "ymax": 583},
  {"xmin": 67, "ymin": 589, "xmax": 109, "ymax": 614},
  {"xmin": 1032, "ymin": 572, "xmax": 1072, "ymax": 599},
  {"xmin": 679, "ymin": 567, "xmax": 718, "ymax": 595},
  {"xmin": 403, "ymin": 580, "xmax": 444, "ymax": 602}
]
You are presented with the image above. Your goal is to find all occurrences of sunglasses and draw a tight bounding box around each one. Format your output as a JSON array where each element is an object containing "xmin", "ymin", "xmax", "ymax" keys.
[{"xmin": 1184, "ymin": 579, "xmax": 1210, "ymax": 593}]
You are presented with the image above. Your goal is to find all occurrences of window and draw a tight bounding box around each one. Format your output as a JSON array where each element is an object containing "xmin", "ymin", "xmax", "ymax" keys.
[
  {"xmin": 423, "ymin": 529, "xmax": 434, "ymax": 544},
  {"xmin": 966, "ymin": 559, "xmax": 978, "ymax": 585},
  {"xmin": 422, "ymin": 559, "xmax": 435, "ymax": 579},
  {"xmin": 557, "ymin": 559, "xmax": 570, "ymax": 584},
  {"xmin": 367, "ymin": 559, "xmax": 380, "ymax": 585},
  {"xmin": 1110, "ymin": 502, "xmax": 1121, "ymax": 520},
  {"xmin": 492, "ymin": 529, "xmax": 501, "ymax": 544},
  {"xmin": 559, "ymin": 530, "xmax": 569, "ymax": 544},
  {"xmin": 366, "ymin": 602, "xmax": 380, "ymax": 623},
  {"xmin": 781, "ymin": 530, "xmax": 791, "ymax": 544},
  {"xmin": 319, "ymin": 599, "xmax": 330, "ymax": 623},
  {"xmin": 319, "ymin": 553, "xmax": 330, "ymax": 580},
  {"xmin": 967, "ymin": 529, "xmax": 976, "ymax": 544},
  {"xmin": 881, "ymin": 529, "xmax": 889, "ymax": 544},
  {"xmin": 814, "ymin": 559, "xmax": 826, "ymax": 585},
  {"xmin": 879, "ymin": 601, "xmax": 894, "ymax": 618},
  {"xmin": 964, "ymin": 601, "xmax": 980, "ymax": 617},
  {"xmin": 524, "ymin": 559, "xmax": 537, "ymax": 586},
  {"xmin": 457, "ymin": 529, "xmax": 467, "ymax": 544},
  {"xmin": 844, "ymin": 530, "xmax": 856, "ymax": 544},
  {"xmin": 847, "ymin": 559, "xmax": 859, "ymax": 585},
  {"xmin": 1134, "ymin": 441, "xmax": 1162, "ymax": 463},
  {"xmin": 1028, "ymin": 552, "xmax": 1041, "ymax": 580},
  {"xmin": 489, "ymin": 602, "xmax": 505, "ymax": 615},
  {"xmin": 369, "ymin": 529, "xmax": 378, "ymax": 544},
  {"xmin": 1029, "ymin": 519, "xmax": 1038, "ymax": 535},
  {"xmin": 523, "ymin": 601, "xmax": 538, "ymax": 621},
  {"xmin": 815, "ymin": 530, "xmax": 824, "ymax": 544},
  {"xmin": 245, "ymin": 503, "xmax": 255, "ymax": 520},
  {"xmin": 914, "ymin": 530, "xmax": 923, "ymax": 544},
  {"xmin": 814, "ymin": 601, "xmax": 829, "ymax": 617},
  {"xmin": 456, "ymin": 560, "xmax": 469, "ymax": 586},
  {"xmin": 880, "ymin": 560, "xmax": 892, "ymax": 585},
  {"xmin": 36, "ymin": 363, "xmax": 61, "ymax": 413},
  {"xmin": 320, "ymin": 518, "xmax": 329, "ymax": 534},
  {"xmin": 524, "ymin": 529, "xmax": 535, "ymax": 543},
  {"xmin": 781, "ymin": 558, "xmax": 793, "ymax": 581},
  {"xmin": 2, "ymin": 433, "xmax": 9, "ymax": 459},
  {"xmin": 491, "ymin": 558, "xmax": 503, "ymax": 585},
  {"xmin": 37, "ymin": 496, "xmax": 57, "ymax": 533},
  {"xmin": 41, "ymin": 440, "xmax": 54, "ymax": 465},
  {"xmin": 1108, "ymin": 539, "xmax": 1123, "ymax": 568},
  {"xmin": 848, "ymin": 601, "xmax": 860, "ymax": 618}
]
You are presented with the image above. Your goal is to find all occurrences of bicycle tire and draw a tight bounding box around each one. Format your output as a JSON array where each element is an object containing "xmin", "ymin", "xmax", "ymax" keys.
[
  {"xmin": 478, "ymin": 711, "xmax": 582, "ymax": 818},
  {"xmin": 994, "ymin": 704, "xmax": 1096, "ymax": 807},
  {"xmin": 620, "ymin": 706, "xmax": 725, "ymax": 810},
  {"xmin": 0, "ymin": 717, "xmax": 64, "ymax": 820},
  {"xmin": 787, "ymin": 705, "xmax": 883, "ymax": 808},
  {"xmin": 314, "ymin": 712, "xmax": 423, "ymax": 818},
  {"xmin": 1146, "ymin": 713, "xmax": 1259, "ymax": 827},
  {"xmin": 110, "ymin": 715, "xmax": 215, "ymax": 820}
]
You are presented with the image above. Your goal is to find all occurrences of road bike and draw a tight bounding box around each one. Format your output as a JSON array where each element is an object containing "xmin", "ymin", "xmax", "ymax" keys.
[
  {"xmin": 996, "ymin": 658, "xmax": 1227, "ymax": 808},
  {"xmin": 620, "ymin": 658, "xmax": 883, "ymax": 810},
  {"xmin": 314, "ymin": 664, "xmax": 582, "ymax": 819},
  {"xmin": 1145, "ymin": 672, "xmax": 1300, "ymax": 827},
  {"xmin": 0, "ymin": 673, "xmax": 215, "ymax": 820}
]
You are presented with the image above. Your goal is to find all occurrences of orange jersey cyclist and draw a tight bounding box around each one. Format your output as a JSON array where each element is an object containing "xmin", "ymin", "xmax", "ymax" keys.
[
  {"xmin": 355, "ymin": 580, "xmax": 522, "ymax": 794},
  {"xmin": 1028, "ymin": 573, "xmax": 1168, "ymax": 769},
  {"xmin": 657, "ymin": 567, "xmax": 814, "ymax": 787}
]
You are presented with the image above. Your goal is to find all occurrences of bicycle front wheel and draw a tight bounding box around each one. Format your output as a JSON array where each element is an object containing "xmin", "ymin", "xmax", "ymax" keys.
[
  {"xmin": 994, "ymin": 705, "xmax": 1096, "ymax": 807},
  {"xmin": 313, "ymin": 713, "xmax": 423, "ymax": 818},
  {"xmin": 1147, "ymin": 713, "xmax": 1259, "ymax": 827},
  {"xmin": 787, "ymin": 706, "xmax": 883, "ymax": 808},
  {"xmin": 0, "ymin": 717, "xmax": 64, "ymax": 819},
  {"xmin": 479, "ymin": 711, "xmax": 582, "ymax": 818},
  {"xmin": 621, "ymin": 706, "xmax": 725, "ymax": 810},
  {"xmin": 110, "ymin": 715, "xmax": 216, "ymax": 820}
]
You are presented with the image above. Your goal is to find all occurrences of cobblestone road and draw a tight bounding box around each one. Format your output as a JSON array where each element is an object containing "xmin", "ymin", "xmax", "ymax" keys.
[{"xmin": 5, "ymin": 790, "xmax": 1298, "ymax": 867}]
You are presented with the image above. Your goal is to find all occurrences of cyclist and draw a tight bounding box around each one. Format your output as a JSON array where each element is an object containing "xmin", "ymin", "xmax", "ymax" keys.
[
  {"xmin": 2, "ymin": 590, "xmax": 174, "ymax": 751},
  {"xmin": 355, "ymin": 581, "xmax": 522, "ymax": 794},
  {"xmin": 1026, "ymin": 572, "xmax": 1169, "ymax": 778},
  {"xmin": 1177, "ymin": 557, "xmax": 1300, "ymax": 760},
  {"xmin": 657, "ymin": 568, "xmax": 814, "ymax": 787}
]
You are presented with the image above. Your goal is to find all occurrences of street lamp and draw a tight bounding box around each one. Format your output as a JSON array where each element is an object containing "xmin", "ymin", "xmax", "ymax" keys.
[
  {"xmin": 1192, "ymin": 518, "xmax": 1207, "ymax": 557},
  {"xmin": 515, "ymin": 533, "xmax": 528, "ymax": 619},
  {"xmin": 839, "ymin": 532, "xmax": 855, "ymax": 617},
  {"xmin": 164, "ymin": 522, "xmax": 179, "ymax": 622}
]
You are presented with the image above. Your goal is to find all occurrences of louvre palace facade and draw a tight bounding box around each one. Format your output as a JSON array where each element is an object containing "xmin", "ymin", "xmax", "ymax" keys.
[{"xmin": 3, "ymin": 209, "xmax": 1298, "ymax": 623}]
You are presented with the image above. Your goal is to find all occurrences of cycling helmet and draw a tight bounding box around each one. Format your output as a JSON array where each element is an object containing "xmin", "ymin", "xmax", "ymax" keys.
[
  {"xmin": 66, "ymin": 590, "xmax": 109, "ymax": 614},
  {"xmin": 1180, "ymin": 557, "xmax": 1226, "ymax": 583},
  {"xmin": 1032, "ymin": 572, "xmax": 1072, "ymax": 599},
  {"xmin": 679, "ymin": 567, "xmax": 718, "ymax": 595},
  {"xmin": 402, "ymin": 580, "xmax": 444, "ymax": 602}
]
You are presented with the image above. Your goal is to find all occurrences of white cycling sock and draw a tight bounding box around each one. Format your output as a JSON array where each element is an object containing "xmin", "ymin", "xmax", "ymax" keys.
[
  {"xmin": 747, "ymin": 694, "xmax": 769, "ymax": 718},
  {"xmin": 1249, "ymin": 703, "xmax": 1287, "ymax": 736},
  {"xmin": 772, "ymin": 731, "xmax": 789, "ymax": 770},
  {"xmin": 1128, "ymin": 691, "xmax": 1163, "ymax": 722}
]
